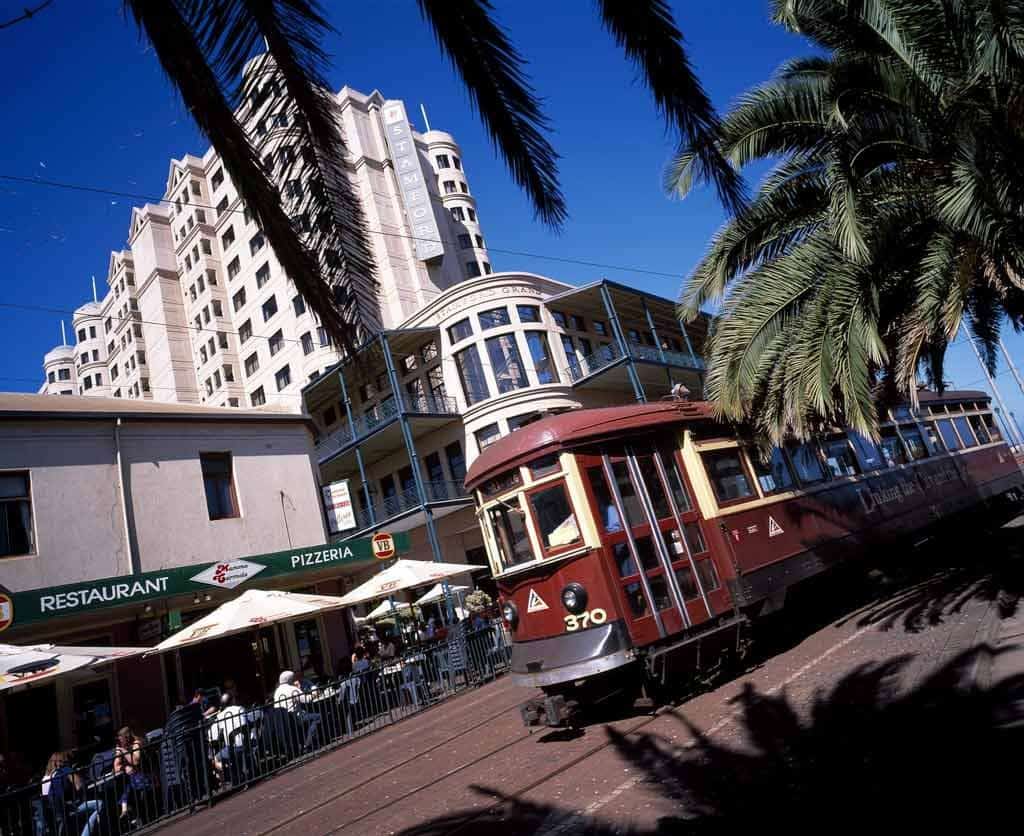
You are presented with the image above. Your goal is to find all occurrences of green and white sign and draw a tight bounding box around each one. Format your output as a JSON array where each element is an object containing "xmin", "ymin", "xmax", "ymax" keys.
[{"xmin": 2, "ymin": 533, "xmax": 410, "ymax": 631}]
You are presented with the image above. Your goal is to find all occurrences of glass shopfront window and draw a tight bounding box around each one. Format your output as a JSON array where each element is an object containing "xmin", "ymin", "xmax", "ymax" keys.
[{"xmin": 525, "ymin": 331, "xmax": 559, "ymax": 384}]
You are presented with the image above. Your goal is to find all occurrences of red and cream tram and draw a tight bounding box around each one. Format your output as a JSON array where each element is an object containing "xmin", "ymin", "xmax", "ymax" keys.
[{"xmin": 464, "ymin": 391, "xmax": 1024, "ymax": 726}]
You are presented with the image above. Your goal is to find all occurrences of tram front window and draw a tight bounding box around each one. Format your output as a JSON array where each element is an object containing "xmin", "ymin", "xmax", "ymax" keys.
[
  {"xmin": 587, "ymin": 466, "xmax": 622, "ymax": 532},
  {"xmin": 487, "ymin": 498, "xmax": 533, "ymax": 570},
  {"xmin": 528, "ymin": 483, "xmax": 581, "ymax": 550},
  {"xmin": 702, "ymin": 449, "xmax": 755, "ymax": 502}
]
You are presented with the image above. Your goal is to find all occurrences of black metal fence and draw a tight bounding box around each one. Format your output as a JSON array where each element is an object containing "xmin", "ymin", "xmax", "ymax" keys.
[{"xmin": 1, "ymin": 622, "xmax": 511, "ymax": 836}]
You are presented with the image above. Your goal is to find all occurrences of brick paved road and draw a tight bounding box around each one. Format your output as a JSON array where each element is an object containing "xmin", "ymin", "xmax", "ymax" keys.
[{"xmin": 151, "ymin": 564, "xmax": 1023, "ymax": 836}]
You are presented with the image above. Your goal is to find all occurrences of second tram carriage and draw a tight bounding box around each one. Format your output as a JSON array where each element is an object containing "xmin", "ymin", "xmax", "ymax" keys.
[{"xmin": 464, "ymin": 390, "xmax": 1024, "ymax": 726}]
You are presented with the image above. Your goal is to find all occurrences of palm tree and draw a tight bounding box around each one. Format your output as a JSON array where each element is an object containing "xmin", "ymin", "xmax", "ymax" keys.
[
  {"xmin": 667, "ymin": 0, "xmax": 1024, "ymax": 441},
  {"xmin": 123, "ymin": 0, "xmax": 740, "ymax": 351}
]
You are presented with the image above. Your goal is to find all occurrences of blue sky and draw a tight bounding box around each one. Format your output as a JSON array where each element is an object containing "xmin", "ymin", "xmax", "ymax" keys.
[{"xmin": 2, "ymin": 0, "xmax": 1024, "ymax": 437}]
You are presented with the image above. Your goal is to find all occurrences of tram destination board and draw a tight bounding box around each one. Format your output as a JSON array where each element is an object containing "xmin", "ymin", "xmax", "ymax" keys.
[{"xmin": 0, "ymin": 532, "xmax": 410, "ymax": 632}]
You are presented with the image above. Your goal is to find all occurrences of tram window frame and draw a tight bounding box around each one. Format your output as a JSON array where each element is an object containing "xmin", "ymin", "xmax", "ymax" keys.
[
  {"xmin": 822, "ymin": 436, "xmax": 861, "ymax": 477},
  {"xmin": 586, "ymin": 465, "xmax": 623, "ymax": 534},
  {"xmin": 982, "ymin": 411, "xmax": 1001, "ymax": 439},
  {"xmin": 899, "ymin": 426, "xmax": 930, "ymax": 460},
  {"xmin": 879, "ymin": 428, "xmax": 910, "ymax": 466},
  {"xmin": 647, "ymin": 574, "xmax": 674, "ymax": 611},
  {"xmin": 749, "ymin": 446, "xmax": 797, "ymax": 495},
  {"xmin": 675, "ymin": 566, "xmax": 699, "ymax": 600},
  {"xmin": 480, "ymin": 468, "xmax": 522, "ymax": 498},
  {"xmin": 658, "ymin": 447, "xmax": 693, "ymax": 512},
  {"xmin": 786, "ymin": 441, "xmax": 828, "ymax": 486},
  {"xmin": 695, "ymin": 558, "xmax": 721, "ymax": 592},
  {"xmin": 968, "ymin": 413, "xmax": 991, "ymax": 444},
  {"xmin": 701, "ymin": 447, "xmax": 756, "ymax": 505},
  {"xmin": 486, "ymin": 497, "xmax": 534, "ymax": 571},
  {"xmin": 634, "ymin": 454, "xmax": 671, "ymax": 518},
  {"xmin": 935, "ymin": 418, "xmax": 961, "ymax": 451},
  {"xmin": 525, "ymin": 480, "xmax": 582, "ymax": 555},
  {"xmin": 851, "ymin": 431, "xmax": 885, "ymax": 471},
  {"xmin": 528, "ymin": 453, "xmax": 561, "ymax": 480},
  {"xmin": 953, "ymin": 415, "xmax": 978, "ymax": 447}
]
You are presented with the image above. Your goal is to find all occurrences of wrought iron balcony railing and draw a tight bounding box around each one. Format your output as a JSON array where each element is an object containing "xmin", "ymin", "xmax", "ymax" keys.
[
  {"xmin": 349, "ymin": 479, "xmax": 470, "ymax": 531},
  {"xmin": 562, "ymin": 341, "xmax": 704, "ymax": 384}
]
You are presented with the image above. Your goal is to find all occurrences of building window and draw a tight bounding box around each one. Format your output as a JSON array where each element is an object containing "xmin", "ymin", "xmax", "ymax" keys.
[
  {"xmin": 525, "ymin": 331, "xmax": 559, "ymax": 384},
  {"xmin": 232, "ymin": 287, "xmax": 246, "ymax": 312},
  {"xmin": 455, "ymin": 345, "xmax": 490, "ymax": 405},
  {"xmin": 702, "ymin": 449, "xmax": 755, "ymax": 503},
  {"xmin": 275, "ymin": 364, "xmax": 291, "ymax": 391},
  {"xmin": 227, "ymin": 256, "xmax": 241, "ymax": 280},
  {"xmin": 83, "ymin": 377, "xmax": 92, "ymax": 390},
  {"xmin": 221, "ymin": 226, "xmax": 235, "ymax": 249},
  {"xmin": 459, "ymin": 182, "xmax": 468, "ymax": 193},
  {"xmin": 421, "ymin": 340, "xmax": 439, "ymax": 362},
  {"xmin": 467, "ymin": 207, "xmax": 476, "ymax": 221},
  {"xmin": 0, "ymin": 472, "xmax": 34, "ymax": 557},
  {"xmin": 216, "ymin": 195, "xmax": 229, "ymax": 217},
  {"xmin": 250, "ymin": 233, "xmax": 265, "ymax": 256},
  {"xmin": 478, "ymin": 307, "xmax": 510, "ymax": 330},
  {"xmin": 201, "ymin": 238, "xmax": 212, "ymax": 256},
  {"xmin": 295, "ymin": 331, "xmax": 312, "ymax": 355},
  {"xmin": 445, "ymin": 441, "xmax": 466, "ymax": 484},
  {"xmin": 443, "ymin": 180, "xmax": 457, "ymax": 194},
  {"xmin": 244, "ymin": 352, "xmax": 259, "ymax": 377},
  {"xmin": 317, "ymin": 327, "xmax": 332, "ymax": 347},
  {"xmin": 292, "ymin": 294, "xmax": 305, "ymax": 316},
  {"xmin": 269, "ymin": 329, "xmax": 284, "ymax": 356},
  {"xmin": 77, "ymin": 328, "xmax": 86, "ymax": 341},
  {"xmin": 262, "ymin": 295, "xmax": 278, "ymax": 321},
  {"xmin": 47, "ymin": 371, "xmax": 55, "ymax": 384},
  {"xmin": 466, "ymin": 261, "xmax": 482, "ymax": 278},
  {"xmin": 475, "ymin": 234, "xmax": 485, "ymax": 248},
  {"xmin": 436, "ymin": 154, "xmax": 451, "ymax": 168},
  {"xmin": 458, "ymin": 234, "xmax": 473, "ymax": 250},
  {"xmin": 428, "ymin": 366, "xmax": 446, "ymax": 401},
  {"xmin": 58, "ymin": 368, "xmax": 71, "ymax": 381},
  {"xmin": 211, "ymin": 299, "xmax": 223, "ymax": 317},
  {"xmin": 252, "ymin": 261, "xmax": 269, "ymax": 288},
  {"xmin": 239, "ymin": 319, "xmax": 252, "ymax": 343},
  {"xmin": 486, "ymin": 334, "xmax": 528, "ymax": 393},
  {"xmin": 593, "ymin": 320, "xmax": 607, "ymax": 336},
  {"xmin": 200, "ymin": 453, "xmax": 239, "ymax": 520},
  {"xmin": 569, "ymin": 314, "xmax": 585, "ymax": 331},
  {"xmin": 223, "ymin": 364, "xmax": 234, "ymax": 382},
  {"xmin": 560, "ymin": 334, "xmax": 580, "ymax": 377},
  {"xmin": 211, "ymin": 167, "xmax": 224, "ymax": 191},
  {"xmin": 450, "ymin": 206, "xmax": 465, "ymax": 222},
  {"xmin": 447, "ymin": 318, "xmax": 473, "ymax": 344},
  {"xmin": 475, "ymin": 423, "xmax": 501, "ymax": 451},
  {"xmin": 250, "ymin": 386, "xmax": 266, "ymax": 406}
]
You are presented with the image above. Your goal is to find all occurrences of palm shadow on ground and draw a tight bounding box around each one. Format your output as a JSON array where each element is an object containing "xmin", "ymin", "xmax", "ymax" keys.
[{"xmin": 396, "ymin": 646, "xmax": 1024, "ymax": 835}]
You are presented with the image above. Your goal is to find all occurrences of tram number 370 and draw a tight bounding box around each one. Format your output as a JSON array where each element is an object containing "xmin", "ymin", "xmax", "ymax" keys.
[{"xmin": 564, "ymin": 608, "xmax": 608, "ymax": 632}]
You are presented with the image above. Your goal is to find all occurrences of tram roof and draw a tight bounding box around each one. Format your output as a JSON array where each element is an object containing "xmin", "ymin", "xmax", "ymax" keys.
[{"xmin": 465, "ymin": 400, "xmax": 714, "ymax": 489}]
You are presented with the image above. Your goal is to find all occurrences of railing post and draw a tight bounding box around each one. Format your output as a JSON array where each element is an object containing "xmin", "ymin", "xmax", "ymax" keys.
[
  {"xmin": 337, "ymin": 367, "xmax": 375, "ymax": 526},
  {"xmin": 678, "ymin": 316, "xmax": 703, "ymax": 390},
  {"xmin": 640, "ymin": 293, "xmax": 675, "ymax": 390},
  {"xmin": 380, "ymin": 334, "xmax": 456, "ymax": 623},
  {"xmin": 600, "ymin": 280, "xmax": 645, "ymax": 403}
]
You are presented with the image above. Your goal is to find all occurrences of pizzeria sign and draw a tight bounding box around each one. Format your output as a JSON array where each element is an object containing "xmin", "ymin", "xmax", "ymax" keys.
[{"xmin": 0, "ymin": 532, "xmax": 409, "ymax": 632}]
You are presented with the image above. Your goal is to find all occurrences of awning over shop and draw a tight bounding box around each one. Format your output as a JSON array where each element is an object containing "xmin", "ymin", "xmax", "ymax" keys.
[
  {"xmin": 0, "ymin": 643, "xmax": 146, "ymax": 693},
  {"xmin": 147, "ymin": 589, "xmax": 348, "ymax": 654},
  {"xmin": 335, "ymin": 559, "xmax": 474, "ymax": 607}
]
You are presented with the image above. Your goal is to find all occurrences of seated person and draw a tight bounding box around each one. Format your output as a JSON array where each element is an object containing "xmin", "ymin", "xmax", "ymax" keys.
[
  {"xmin": 352, "ymin": 647, "xmax": 371, "ymax": 674},
  {"xmin": 113, "ymin": 726, "xmax": 152, "ymax": 822},
  {"xmin": 273, "ymin": 670, "xmax": 321, "ymax": 751},
  {"xmin": 41, "ymin": 750, "xmax": 103, "ymax": 836},
  {"xmin": 209, "ymin": 693, "xmax": 247, "ymax": 782}
]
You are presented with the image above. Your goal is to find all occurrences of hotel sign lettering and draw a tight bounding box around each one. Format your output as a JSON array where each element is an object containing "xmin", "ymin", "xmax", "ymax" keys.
[
  {"xmin": 381, "ymin": 100, "xmax": 444, "ymax": 262},
  {"xmin": 0, "ymin": 533, "xmax": 410, "ymax": 631}
]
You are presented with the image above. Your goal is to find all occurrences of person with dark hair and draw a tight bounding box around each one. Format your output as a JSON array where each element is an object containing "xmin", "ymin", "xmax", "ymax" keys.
[
  {"xmin": 41, "ymin": 750, "xmax": 103, "ymax": 836},
  {"xmin": 113, "ymin": 726, "xmax": 151, "ymax": 822}
]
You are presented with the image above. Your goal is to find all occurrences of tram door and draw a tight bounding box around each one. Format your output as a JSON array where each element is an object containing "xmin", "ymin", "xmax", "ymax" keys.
[{"xmin": 580, "ymin": 442, "xmax": 719, "ymax": 646}]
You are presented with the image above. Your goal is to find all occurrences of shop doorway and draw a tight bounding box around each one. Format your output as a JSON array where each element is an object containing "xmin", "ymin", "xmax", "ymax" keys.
[
  {"xmin": 71, "ymin": 677, "xmax": 115, "ymax": 750},
  {"xmin": 5, "ymin": 684, "xmax": 59, "ymax": 770}
]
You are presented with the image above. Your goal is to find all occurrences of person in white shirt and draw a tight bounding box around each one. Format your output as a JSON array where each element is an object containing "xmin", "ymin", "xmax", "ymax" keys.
[
  {"xmin": 209, "ymin": 693, "xmax": 247, "ymax": 782},
  {"xmin": 273, "ymin": 670, "xmax": 321, "ymax": 750}
]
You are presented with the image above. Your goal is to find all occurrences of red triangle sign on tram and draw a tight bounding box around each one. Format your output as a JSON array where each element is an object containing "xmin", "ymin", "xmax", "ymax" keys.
[{"xmin": 526, "ymin": 588, "xmax": 549, "ymax": 613}]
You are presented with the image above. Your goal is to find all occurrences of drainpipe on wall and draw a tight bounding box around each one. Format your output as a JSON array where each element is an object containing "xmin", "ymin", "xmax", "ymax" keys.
[{"xmin": 114, "ymin": 417, "xmax": 142, "ymax": 574}]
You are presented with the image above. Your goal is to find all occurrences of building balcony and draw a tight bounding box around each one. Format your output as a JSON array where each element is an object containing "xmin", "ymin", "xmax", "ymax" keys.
[
  {"xmin": 332, "ymin": 479, "xmax": 472, "ymax": 540},
  {"xmin": 563, "ymin": 341, "xmax": 703, "ymax": 386},
  {"xmin": 316, "ymin": 393, "xmax": 461, "ymax": 467}
]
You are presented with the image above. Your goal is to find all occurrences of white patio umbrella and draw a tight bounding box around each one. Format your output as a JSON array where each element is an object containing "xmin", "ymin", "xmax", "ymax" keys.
[
  {"xmin": 335, "ymin": 559, "xmax": 474, "ymax": 607},
  {"xmin": 147, "ymin": 588, "xmax": 347, "ymax": 654},
  {"xmin": 363, "ymin": 598, "xmax": 416, "ymax": 620},
  {"xmin": 414, "ymin": 583, "xmax": 470, "ymax": 606},
  {"xmin": 0, "ymin": 643, "xmax": 146, "ymax": 693}
]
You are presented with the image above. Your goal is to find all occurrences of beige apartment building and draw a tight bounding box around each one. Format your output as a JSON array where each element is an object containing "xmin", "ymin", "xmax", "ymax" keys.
[{"xmin": 40, "ymin": 84, "xmax": 491, "ymax": 411}]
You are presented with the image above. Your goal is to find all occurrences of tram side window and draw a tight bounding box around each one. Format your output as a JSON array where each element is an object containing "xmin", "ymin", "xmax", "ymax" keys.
[
  {"xmin": 685, "ymin": 521, "xmax": 707, "ymax": 553},
  {"xmin": 900, "ymin": 427, "xmax": 930, "ymax": 460},
  {"xmin": 611, "ymin": 461, "xmax": 645, "ymax": 525},
  {"xmin": 750, "ymin": 446, "xmax": 796, "ymax": 494},
  {"xmin": 528, "ymin": 483, "xmax": 581, "ymax": 550},
  {"xmin": 675, "ymin": 567, "xmax": 699, "ymax": 600},
  {"xmin": 953, "ymin": 416, "xmax": 978, "ymax": 447},
  {"xmin": 822, "ymin": 438, "xmax": 860, "ymax": 477},
  {"xmin": 935, "ymin": 418, "xmax": 961, "ymax": 451},
  {"xmin": 487, "ymin": 499, "xmax": 533, "ymax": 570},
  {"xmin": 647, "ymin": 575, "xmax": 673, "ymax": 611},
  {"xmin": 879, "ymin": 428, "xmax": 909, "ymax": 466},
  {"xmin": 623, "ymin": 582, "xmax": 649, "ymax": 618},
  {"xmin": 696, "ymin": 559, "xmax": 721, "ymax": 592},
  {"xmin": 658, "ymin": 448, "xmax": 692, "ymax": 512},
  {"xmin": 702, "ymin": 449, "xmax": 755, "ymax": 503},
  {"xmin": 969, "ymin": 413, "xmax": 991, "ymax": 444},
  {"xmin": 983, "ymin": 412, "xmax": 1001, "ymax": 440},
  {"xmin": 786, "ymin": 442, "xmax": 827, "ymax": 485},
  {"xmin": 587, "ymin": 466, "xmax": 622, "ymax": 533},
  {"xmin": 849, "ymin": 432, "xmax": 884, "ymax": 471},
  {"xmin": 612, "ymin": 538, "xmax": 659, "ymax": 577}
]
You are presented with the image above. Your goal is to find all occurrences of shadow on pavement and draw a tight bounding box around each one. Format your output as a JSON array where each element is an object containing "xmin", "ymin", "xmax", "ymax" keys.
[{"xmin": 395, "ymin": 646, "xmax": 1024, "ymax": 834}]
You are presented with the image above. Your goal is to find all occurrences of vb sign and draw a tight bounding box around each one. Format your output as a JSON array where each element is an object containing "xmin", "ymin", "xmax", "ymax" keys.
[{"xmin": 372, "ymin": 532, "xmax": 396, "ymax": 561}]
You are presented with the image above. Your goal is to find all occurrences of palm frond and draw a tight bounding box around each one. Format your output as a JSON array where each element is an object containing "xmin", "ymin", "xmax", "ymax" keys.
[{"xmin": 416, "ymin": 0, "xmax": 566, "ymax": 227}]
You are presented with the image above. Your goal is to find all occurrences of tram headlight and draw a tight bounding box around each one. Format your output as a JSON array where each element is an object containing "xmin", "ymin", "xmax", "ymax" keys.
[
  {"xmin": 561, "ymin": 583, "xmax": 588, "ymax": 615},
  {"xmin": 502, "ymin": 601, "xmax": 519, "ymax": 628}
]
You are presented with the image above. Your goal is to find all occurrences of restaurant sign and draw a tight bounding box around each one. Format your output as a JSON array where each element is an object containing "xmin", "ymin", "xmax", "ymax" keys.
[{"xmin": 0, "ymin": 532, "xmax": 409, "ymax": 632}]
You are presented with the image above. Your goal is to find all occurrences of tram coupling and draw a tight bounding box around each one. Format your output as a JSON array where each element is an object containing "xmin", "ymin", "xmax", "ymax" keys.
[{"xmin": 520, "ymin": 694, "xmax": 579, "ymax": 728}]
